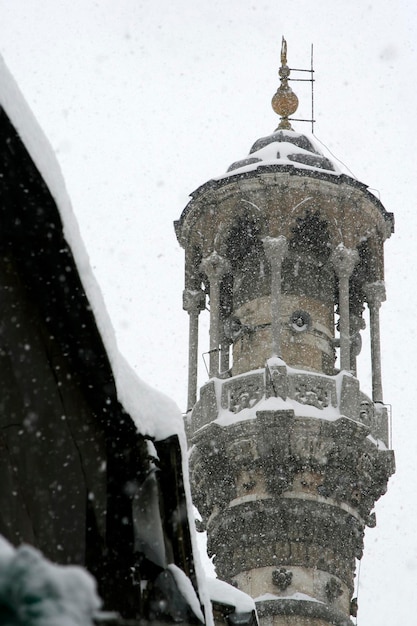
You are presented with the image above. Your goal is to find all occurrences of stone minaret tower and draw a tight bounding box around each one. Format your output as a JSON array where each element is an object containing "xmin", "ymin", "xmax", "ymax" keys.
[{"xmin": 175, "ymin": 40, "xmax": 395, "ymax": 626}]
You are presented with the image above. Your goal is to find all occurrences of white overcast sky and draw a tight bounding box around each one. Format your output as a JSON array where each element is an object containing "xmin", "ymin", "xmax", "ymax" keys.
[{"xmin": 0, "ymin": 1, "xmax": 416, "ymax": 624}]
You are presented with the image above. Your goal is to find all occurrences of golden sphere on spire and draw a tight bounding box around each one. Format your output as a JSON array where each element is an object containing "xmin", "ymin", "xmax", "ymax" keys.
[{"xmin": 271, "ymin": 86, "xmax": 299, "ymax": 117}]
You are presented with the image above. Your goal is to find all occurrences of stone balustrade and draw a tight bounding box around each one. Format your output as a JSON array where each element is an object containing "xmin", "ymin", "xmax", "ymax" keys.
[{"xmin": 189, "ymin": 361, "xmax": 389, "ymax": 447}]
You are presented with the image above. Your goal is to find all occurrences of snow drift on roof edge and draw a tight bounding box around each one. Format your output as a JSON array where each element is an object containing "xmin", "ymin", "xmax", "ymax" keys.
[{"xmin": 0, "ymin": 53, "xmax": 182, "ymax": 442}]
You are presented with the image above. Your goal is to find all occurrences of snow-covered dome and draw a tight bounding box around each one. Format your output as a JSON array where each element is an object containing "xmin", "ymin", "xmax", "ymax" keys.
[{"xmin": 227, "ymin": 129, "xmax": 339, "ymax": 175}]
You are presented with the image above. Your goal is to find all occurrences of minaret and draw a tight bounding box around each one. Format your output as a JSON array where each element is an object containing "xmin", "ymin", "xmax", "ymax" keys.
[{"xmin": 175, "ymin": 39, "xmax": 395, "ymax": 626}]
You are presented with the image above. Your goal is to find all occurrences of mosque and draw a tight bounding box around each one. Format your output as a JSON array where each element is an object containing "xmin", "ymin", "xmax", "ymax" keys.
[{"xmin": 0, "ymin": 38, "xmax": 394, "ymax": 626}]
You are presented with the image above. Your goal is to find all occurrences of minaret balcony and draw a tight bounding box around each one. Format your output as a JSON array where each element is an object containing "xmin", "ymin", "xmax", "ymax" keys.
[{"xmin": 188, "ymin": 358, "xmax": 390, "ymax": 448}]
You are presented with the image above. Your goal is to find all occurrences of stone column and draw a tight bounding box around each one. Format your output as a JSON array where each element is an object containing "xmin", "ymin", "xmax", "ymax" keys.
[
  {"xmin": 183, "ymin": 288, "xmax": 206, "ymax": 411},
  {"xmin": 200, "ymin": 252, "xmax": 230, "ymax": 378},
  {"xmin": 219, "ymin": 338, "xmax": 230, "ymax": 374},
  {"xmin": 262, "ymin": 236, "xmax": 288, "ymax": 358},
  {"xmin": 349, "ymin": 314, "xmax": 365, "ymax": 376},
  {"xmin": 363, "ymin": 282, "xmax": 386, "ymax": 403},
  {"xmin": 331, "ymin": 246, "xmax": 359, "ymax": 372}
]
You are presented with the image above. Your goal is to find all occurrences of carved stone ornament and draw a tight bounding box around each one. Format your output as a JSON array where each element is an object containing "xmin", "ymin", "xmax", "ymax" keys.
[
  {"xmin": 222, "ymin": 374, "xmax": 264, "ymax": 413},
  {"xmin": 288, "ymin": 373, "xmax": 337, "ymax": 411},
  {"xmin": 366, "ymin": 512, "xmax": 376, "ymax": 528},
  {"xmin": 182, "ymin": 288, "xmax": 206, "ymax": 313},
  {"xmin": 293, "ymin": 380, "xmax": 329, "ymax": 409},
  {"xmin": 359, "ymin": 399, "xmax": 375, "ymax": 428},
  {"xmin": 325, "ymin": 577, "xmax": 343, "ymax": 602},
  {"xmin": 266, "ymin": 361, "xmax": 288, "ymax": 400},
  {"xmin": 350, "ymin": 597, "xmax": 358, "ymax": 617},
  {"xmin": 272, "ymin": 567, "xmax": 293, "ymax": 591},
  {"xmin": 290, "ymin": 309, "xmax": 311, "ymax": 333}
]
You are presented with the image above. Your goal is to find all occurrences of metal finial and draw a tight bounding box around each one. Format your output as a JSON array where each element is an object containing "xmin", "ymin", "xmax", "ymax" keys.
[
  {"xmin": 271, "ymin": 37, "xmax": 299, "ymax": 131},
  {"xmin": 281, "ymin": 36, "xmax": 287, "ymax": 65}
]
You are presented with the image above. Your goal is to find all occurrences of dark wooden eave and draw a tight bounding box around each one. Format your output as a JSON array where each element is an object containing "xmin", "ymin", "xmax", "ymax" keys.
[{"xmin": 0, "ymin": 105, "xmax": 200, "ymax": 620}]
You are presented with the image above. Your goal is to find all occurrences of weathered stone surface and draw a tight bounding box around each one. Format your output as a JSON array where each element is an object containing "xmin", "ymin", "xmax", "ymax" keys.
[
  {"xmin": 190, "ymin": 407, "xmax": 394, "ymax": 526},
  {"xmin": 339, "ymin": 376, "xmax": 360, "ymax": 419},
  {"xmin": 190, "ymin": 364, "xmax": 389, "ymax": 446},
  {"xmin": 256, "ymin": 597, "xmax": 354, "ymax": 626},
  {"xmin": 207, "ymin": 498, "xmax": 361, "ymax": 589},
  {"xmin": 190, "ymin": 380, "xmax": 218, "ymax": 433}
]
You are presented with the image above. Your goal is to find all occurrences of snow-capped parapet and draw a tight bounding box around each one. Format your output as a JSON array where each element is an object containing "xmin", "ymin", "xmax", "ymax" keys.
[
  {"xmin": 221, "ymin": 130, "xmax": 340, "ymax": 178},
  {"xmin": 0, "ymin": 537, "xmax": 100, "ymax": 626},
  {"xmin": 190, "ymin": 361, "xmax": 390, "ymax": 448}
]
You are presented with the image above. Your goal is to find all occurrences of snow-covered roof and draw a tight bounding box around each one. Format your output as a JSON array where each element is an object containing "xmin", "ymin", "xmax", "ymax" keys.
[
  {"xmin": 0, "ymin": 54, "xmax": 216, "ymax": 624},
  {"xmin": 206, "ymin": 577, "xmax": 256, "ymax": 613},
  {"xmin": 0, "ymin": 53, "xmax": 182, "ymax": 443},
  {"xmin": 176, "ymin": 128, "xmax": 394, "ymax": 247},
  {"xmin": 223, "ymin": 130, "xmax": 340, "ymax": 177}
]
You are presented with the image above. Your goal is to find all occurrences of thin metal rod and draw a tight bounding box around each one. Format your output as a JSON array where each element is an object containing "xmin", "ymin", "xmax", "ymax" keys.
[
  {"xmin": 311, "ymin": 43, "xmax": 315, "ymax": 133},
  {"xmin": 282, "ymin": 43, "xmax": 315, "ymax": 132},
  {"xmin": 289, "ymin": 117, "xmax": 316, "ymax": 122}
]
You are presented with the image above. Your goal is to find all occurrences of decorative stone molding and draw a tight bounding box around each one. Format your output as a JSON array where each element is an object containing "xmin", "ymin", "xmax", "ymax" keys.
[
  {"xmin": 289, "ymin": 309, "xmax": 312, "ymax": 333},
  {"xmin": 190, "ymin": 361, "xmax": 389, "ymax": 444},
  {"xmin": 262, "ymin": 235, "xmax": 289, "ymax": 265},
  {"xmin": 182, "ymin": 288, "xmax": 206, "ymax": 313},
  {"xmin": 189, "ymin": 424, "xmax": 236, "ymax": 523},
  {"xmin": 326, "ymin": 577, "xmax": 343, "ymax": 602},
  {"xmin": 200, "ymin": 250, "xmax": 231, "ymax": 281},
  {"xmin": 190, "ymin": 407, "xmax": 394, "ymax": 532},
  {"xmin": 363, "ymin": 281, "xmax": 386, "ymax": 308},
  {"xmin": 190, "ymin": 406, "xmax": 393, "ymax": 625},
  {"xmin": 350, "ymin": 597, "xmax": 358, "ymax": 617},
  {"xmin": 359, "ymin": 398, "xmax": 375, "ymax": 428},
  {"xmin": 272, "ymin": 567, "xmax": 293, "ymax": 591},
  {"xmin": 255, "ymin": 597, "xmax": 354, "ymax": 626},
  {"xmin": 366, "ymin": 512, "xmax": 376, "ymax": 528},
  {"xmin": 339, "ymin": 375, "xmax": 360, "ymax": 420},
  {"xmin": 221, "ymin": 373, "xmax": 264, "ymax": 414},
  {"xmin": 191, "ymin": 380, "xmax": 218, "ymax": 431},
  {"xmin": 228, "ymin": 438, "xmax": 258, "ymax": 470},
  {"xmin": 289, "ymin": 373, "xmax": 337, "ymax": 410},
  {"xmin": 265, "ymin": 358, "xmax": 288, "ymax": 400},
  {"xmin": 317, "ymin": 437, "xmax": 394, "ymax": 521},
  {"xmin": 374, "ymin": 403, "xmax": 390, "ymax": 448},
  {"xmin": 330, "ymin": 245, "xmax": 359, "ymax": 281},
  {"xmin": 255, "ymin": 410, "xmax": 296, "ymax": 495},
  {"xmin": 207, "ymin": 497, "xmax": 363, "ymax": 587}
]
